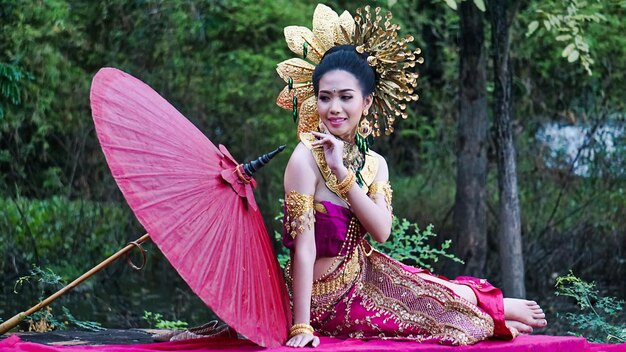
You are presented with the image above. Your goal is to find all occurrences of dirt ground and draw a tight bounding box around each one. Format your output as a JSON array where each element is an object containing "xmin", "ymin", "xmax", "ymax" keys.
[{"xmin": 1, "ymin": 328, "xmax": 164, "ymax": 346}]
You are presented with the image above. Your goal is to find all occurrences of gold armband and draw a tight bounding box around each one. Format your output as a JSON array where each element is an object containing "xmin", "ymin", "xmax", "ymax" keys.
[
  {"xmin": 368, "ymin": 181, "xmax": 393, "ymax": 213},
  {"xmin": 285, "ymin": 191, "xmax": 315, "ymax": 239}
]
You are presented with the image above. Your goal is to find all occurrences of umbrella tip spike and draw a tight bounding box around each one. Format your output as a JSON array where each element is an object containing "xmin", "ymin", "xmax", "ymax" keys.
[{"xmin": 242, "ymin": 145, "xmax": 287, "ymax": 176}]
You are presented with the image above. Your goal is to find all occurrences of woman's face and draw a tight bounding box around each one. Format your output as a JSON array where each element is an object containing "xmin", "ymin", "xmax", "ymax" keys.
[{"xmin": 317, "ymin": 70, "xmax": 373, "ymax": 141}]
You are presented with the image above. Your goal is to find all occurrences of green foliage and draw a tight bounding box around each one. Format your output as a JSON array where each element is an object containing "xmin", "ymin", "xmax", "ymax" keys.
[
  {"xmin": 143, "ymin": 311, "xmax": 188, "ymax": 330},
  {"xmin": 23, "ymin": 304, "xmax": 103, "ymax": 333},
  {"xmin": 441, "ymin": 0, "xmax": 486, "ymax": 12},
  {"xmin": 373, "ymin": 218, "xmax": 463, "ymax": 271},
  {"xmin": 14, "ymin": 265, "xmax": 64, "ymax": 297},
  {"xmin": 27, "ymin": 306, "xmax": 64, "ymax": 332},
  {"xmin": 273, "ymin": 199, "xmax": 290, "ymax": 269},
  {"xmin": 0, "ymin": 62, "xmax": 25, "ymax": 119},
  {"xmin": 0, "ymin": 196, "xmax": 135, "ymax": 279},
  {"xmin": 62, "ymin": 307, "xmax": 105, "ymax": 332},
  {"xmin": 12, "ymin": 265, "xmax": 103, "ymax": 332},
  {"xmin": 555, "ymin": 272, "xmax": 626, "ymax": 343},
  {"xmin": 526, "ymin": 0, "xmax": 608, "ymax": 75},
  {"xmin": 0, "ymin": 0, "xmax": 313, "ymax": 200},
  {"xmin": 0, "ymin": 63, "xmax": 22, "ymax": 105}
]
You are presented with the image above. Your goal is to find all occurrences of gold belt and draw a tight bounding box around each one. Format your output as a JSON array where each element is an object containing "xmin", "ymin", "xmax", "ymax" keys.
[{"xmin": 311, "ymin": 250, "xmax": 360, "ymax": 297}]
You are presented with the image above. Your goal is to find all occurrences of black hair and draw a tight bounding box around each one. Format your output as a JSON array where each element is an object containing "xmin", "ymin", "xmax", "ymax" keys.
[{"xmin": 312, "ymin": 45, "xmax": 376, "ymax": 97}]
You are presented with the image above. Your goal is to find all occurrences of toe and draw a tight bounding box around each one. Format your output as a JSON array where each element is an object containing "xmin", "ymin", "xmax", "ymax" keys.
[
  {"xmin": 521, "ymin": 325, "xmax": 534, "ymax": 333},
  {"xmin": 517, "ymin": 323, "xmax": 534, "ymax": 333},
  {"xmin": 530, "ymin": 318, "xmax": 548, "ymax": 328},
  {"xmin": 506, "ymin": 320, "xmax": 534, "ymax": 334}
]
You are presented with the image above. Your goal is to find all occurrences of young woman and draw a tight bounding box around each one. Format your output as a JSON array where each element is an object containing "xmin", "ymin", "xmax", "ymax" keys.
[{"xmin": 280, "ymin": 44, "xmax": 547, "ymax": 348}]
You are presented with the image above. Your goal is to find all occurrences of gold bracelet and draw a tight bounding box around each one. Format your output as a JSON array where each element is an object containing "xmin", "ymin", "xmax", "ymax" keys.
[
  {"xmin": 289, "ymin": 328, "xmax": 314, "ymax": 338},
  {"xmin": 336, "ymin": 169, "xmax": 353, "ymax": 190},
  {"xmin": 289, "ymin": 323, "xmax": 314, "ymax": 337},
  {"xmin": 290, "ymin": 323, "xmax": 314, "ymax": 332},
  {"xmin": 336, "ymin": 170, "xmax": 355, "ymax": 199},
  {"xmin": 289, "ymin": 324, "xmax": 314, "ymax": 338}
]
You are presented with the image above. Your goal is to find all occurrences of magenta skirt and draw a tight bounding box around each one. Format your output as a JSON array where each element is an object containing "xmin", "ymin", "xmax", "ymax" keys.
[{"xmin": 291, "ymin": 244, "xmax": 514, "ymax": 345}]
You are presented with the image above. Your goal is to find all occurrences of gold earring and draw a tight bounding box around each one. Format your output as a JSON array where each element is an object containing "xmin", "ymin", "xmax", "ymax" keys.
[
  {"xmin": 363, "ymin": 108, "xmax": 369, "ymax": 116},
  {"xmin": 357, "ymin": 119, "xmax": 372, "ymax": 139}
]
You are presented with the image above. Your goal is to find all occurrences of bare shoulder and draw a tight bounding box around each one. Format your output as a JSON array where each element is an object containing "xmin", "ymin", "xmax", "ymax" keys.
[
  {"xmin": 367, "ymin": 149, "xmax": 389, "ymax": 182},
  {"xmin": 286, "ymin": 142, "xmax": 316, "ymax": 171},
  {"xmin": 284, "ymin": 142, "xmax": 317, "ymax": 194}
]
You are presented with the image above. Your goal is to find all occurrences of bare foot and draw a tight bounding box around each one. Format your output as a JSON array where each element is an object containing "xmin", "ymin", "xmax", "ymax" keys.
[
  {"xmin": 505, "ymin": 320, "xmax": 533, "ymax": 334},
  {"xmin": 503, "ymin": 298, "xmax": 548, "ymax": 328}
]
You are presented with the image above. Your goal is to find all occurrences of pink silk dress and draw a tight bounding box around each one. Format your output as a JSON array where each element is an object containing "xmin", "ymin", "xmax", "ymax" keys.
[{"xmin": 283, "ymin": 201, "xmax": 514, "ymax": 346}]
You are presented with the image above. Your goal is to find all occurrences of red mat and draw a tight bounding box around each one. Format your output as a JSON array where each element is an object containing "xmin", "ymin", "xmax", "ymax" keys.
[{"xmin": 1, "ymin": 334, "xmax": 625, "ymax": 352}]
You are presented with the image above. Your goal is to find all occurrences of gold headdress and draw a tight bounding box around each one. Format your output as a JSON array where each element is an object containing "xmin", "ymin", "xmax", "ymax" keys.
[{"xmin": 275, "ymin": 4, "xmax": 423, "ymax": 139}]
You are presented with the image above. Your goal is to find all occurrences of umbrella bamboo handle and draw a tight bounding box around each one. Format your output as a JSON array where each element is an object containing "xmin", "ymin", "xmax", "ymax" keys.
[{"xmin": 0, "ymin": 234, "xmax": 151, "ymax": 335}]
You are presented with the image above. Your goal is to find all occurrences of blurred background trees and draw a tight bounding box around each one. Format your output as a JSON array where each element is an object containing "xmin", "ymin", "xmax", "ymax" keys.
[{"xmin": 1, "ymin": 0, "xmax": 624, "ymax": 335}]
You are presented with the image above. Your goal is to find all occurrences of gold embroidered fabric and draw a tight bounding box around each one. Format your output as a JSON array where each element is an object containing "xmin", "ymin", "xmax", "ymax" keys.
[
  {"xmin": 368, "ymin": 181, "xmax": 393, "ymax": 213},
  {"xmin": 314, "ymin": 202, "xmax": 327, "ymax": 214},
  {"xmin": 285, "ymin": 191, "xmax": 315, "ymax": 239},
  {"xmin": 354, "ymin": 251, "xmax": 494, "ymax": 345},
  {"xmin": 308, "ymin": 249, "xmax": 494, "ymax": 345}
]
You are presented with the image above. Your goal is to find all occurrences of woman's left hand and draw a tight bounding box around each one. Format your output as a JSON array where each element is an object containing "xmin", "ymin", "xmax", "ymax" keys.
[
  {"xmin": 286, "ymin": 333, "xmax": 320, "ymax": 348},
  {"xmin": 311, "ymin": 127, "xmax": 347, "ymax": 178}
]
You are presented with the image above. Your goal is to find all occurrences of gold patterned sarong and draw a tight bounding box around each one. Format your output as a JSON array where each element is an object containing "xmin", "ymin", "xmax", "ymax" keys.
[{"xmin": 299, "ymin": 245, "xmax": 495, "ymax": 345}]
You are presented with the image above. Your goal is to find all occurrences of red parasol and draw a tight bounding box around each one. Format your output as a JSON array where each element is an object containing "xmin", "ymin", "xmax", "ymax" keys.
[{"xmin": 89, "ymin": 68, "xmax": 291, "ymax": 347}]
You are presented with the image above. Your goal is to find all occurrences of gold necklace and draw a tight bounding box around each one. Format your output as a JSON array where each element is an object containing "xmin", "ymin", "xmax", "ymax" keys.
[{"xmin": 342, "ymin": 140, "xmax": 364, "ymax": 174}]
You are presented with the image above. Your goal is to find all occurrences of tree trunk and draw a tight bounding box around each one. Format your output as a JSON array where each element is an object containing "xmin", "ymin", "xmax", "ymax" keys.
[
  {"xmin": 452, "ymin": 1, "xmax": 488, "ymax": 278},
  {"xmin": 489, "ymin": 0, "xmax": 526, "ymax": 298}
]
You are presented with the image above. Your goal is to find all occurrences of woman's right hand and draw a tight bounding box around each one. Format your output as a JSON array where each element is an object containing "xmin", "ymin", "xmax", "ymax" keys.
[
  {"xmin": 286, "ymin": 333, "xmax": 320, "ymax": 348},
  {"xmin": 310, "ymin": 124, "xmax": 348, "ymax": 180}
]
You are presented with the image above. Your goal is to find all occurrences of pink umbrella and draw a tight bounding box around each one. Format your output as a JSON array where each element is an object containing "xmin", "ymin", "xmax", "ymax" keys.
[{"xmin": 89, "ymin": 67, "xmax": 291, "ymax": 347}]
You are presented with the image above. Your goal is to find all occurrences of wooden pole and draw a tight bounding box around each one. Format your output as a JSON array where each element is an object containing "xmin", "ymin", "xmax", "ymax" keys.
[{"xmin": 0, "ymin": 234, "xmax": 151, "ymax": 334}]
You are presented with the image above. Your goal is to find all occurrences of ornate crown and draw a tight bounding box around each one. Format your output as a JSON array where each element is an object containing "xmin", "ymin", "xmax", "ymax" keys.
[{"xmin": 275, "ymin": 4, "xmax": 423, "ymax": 139}]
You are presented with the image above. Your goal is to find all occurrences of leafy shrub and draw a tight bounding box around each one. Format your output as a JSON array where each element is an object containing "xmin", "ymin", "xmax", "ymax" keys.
[
  {"xmin": 24, "ymin": 305, "xmax": 104, "ymax": 333},
  {"xmin": 555, "ymin": 272, "xmax": 626, "ymax": 343},
  {"xmin": 13, "ymin": 265, "xmax": 103, "ymax": 332},
  {"xmin": 14, "ymin": 265, "xmax": 64, "ymax": 297},
  {"xmin": 143, "ymin": 311, "xmax": 188, "ymax": 330},
  {"xmin": 374, "ymin": 217, "xmax": 463, "ymax": 271},
  {"xmin": 26, "ymin": 306, "xmax": 62, "ymax": 332},
  {"xmin": 61, "ymin": 307, "xmax": 104, "ymax": 332}
]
